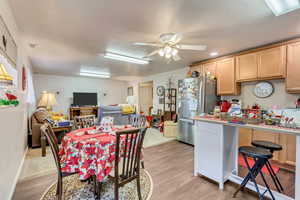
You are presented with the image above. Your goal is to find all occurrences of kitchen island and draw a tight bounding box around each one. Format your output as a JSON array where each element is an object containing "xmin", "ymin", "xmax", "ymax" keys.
[{"xmin": 193, "ymin": 116, "xmax": 300, "ymax": 200}]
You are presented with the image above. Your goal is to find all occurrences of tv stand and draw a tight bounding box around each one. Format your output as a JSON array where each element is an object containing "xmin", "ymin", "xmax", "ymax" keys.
[{"xmin": 69, "ymin": 106, "xmax": 99, "ymax": 120}]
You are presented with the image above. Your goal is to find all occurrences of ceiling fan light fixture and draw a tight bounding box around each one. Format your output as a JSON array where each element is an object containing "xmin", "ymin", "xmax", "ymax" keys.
[
  {"xmin": 159, "ymin": 49, "xmax": 165, "ymax": 57},
  {"xmin": 165, "ymin": 53, "xmax": 172, "ymax": 59},
  {"xmin": 164, "ymin": 46, "xmax": 172, "ymax": 54},
  {"xmin": 172, "ymin": 48, "xmax": 178, "ymax": 56}
]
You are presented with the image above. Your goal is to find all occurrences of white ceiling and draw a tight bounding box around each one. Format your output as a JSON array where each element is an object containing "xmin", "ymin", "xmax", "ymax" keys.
[{"xmin": 8, "ymin": 0, "xmax": 300, "ymax": 80}]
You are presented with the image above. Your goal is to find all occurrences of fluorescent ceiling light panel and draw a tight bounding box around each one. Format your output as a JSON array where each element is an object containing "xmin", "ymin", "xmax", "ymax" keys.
[
  {"xmin": 104, "ymin": 52, "xmax": 149, "ymax": 65},
  {"xmin": 79, "ymin": 72, "xmax": 111, "ymax": 78},
  {"xmin": 265, "ymin": 0, "xmax": 300, "ymax": 16}
]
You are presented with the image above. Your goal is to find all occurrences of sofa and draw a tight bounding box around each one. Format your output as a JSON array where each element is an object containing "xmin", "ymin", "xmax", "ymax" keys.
[
  {"xmin": 97, "ymin": 105, "xmax": 134, "ymax": 125},
  {"xmin": 30, "ymin": 108, "xmax": 50, "ymax": 147}
]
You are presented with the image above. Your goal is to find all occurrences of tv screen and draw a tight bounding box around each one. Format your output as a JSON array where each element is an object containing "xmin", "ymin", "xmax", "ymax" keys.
[{"xmin": 73, "ymin": 92, "xmax": 98, "ymax": 106}]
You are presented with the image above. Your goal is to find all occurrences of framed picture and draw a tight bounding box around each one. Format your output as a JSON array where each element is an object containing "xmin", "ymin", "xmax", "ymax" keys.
[
  {"xmin": 127, "ymin": 87, "xmax": 133, "ymax": 96},
  {"xmin": 22, "ymin": 66, "xmax": 27, "ymax": 91}
]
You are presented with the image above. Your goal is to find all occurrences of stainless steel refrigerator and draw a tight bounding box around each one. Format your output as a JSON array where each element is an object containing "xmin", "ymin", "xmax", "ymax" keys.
[{"xmin": 177, "ymin": 76, "xmax": 217, "ymax": 145}]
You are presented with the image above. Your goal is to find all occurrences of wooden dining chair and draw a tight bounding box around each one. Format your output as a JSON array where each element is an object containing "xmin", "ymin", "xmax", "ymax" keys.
[
  {"xmin": 73, "ymin": 115, "xmax": 96, "ymax": 129},
  {"xmin": 40, "ymin": 123, "xmax": 76, "ymax": 200},
  {"xmin": 101, "ymin": 128, "xmax": 147, "ymax": 200},
  {"xmin": 130, "ymin": 114, "xmax": 148, "ymax": 169},
  {"xmin": 130, "ymin": 114, "xmax": 147, "ymax": 128}
]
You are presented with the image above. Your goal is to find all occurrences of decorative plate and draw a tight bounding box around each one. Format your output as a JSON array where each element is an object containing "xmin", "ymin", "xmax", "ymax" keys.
[
  {"xmin": 156, "ymin": 86, "xmax": 165, "ymax": 97},
  {"xmin": 254, "ymin": 81, "xmax": 274, "ymax": 98}
]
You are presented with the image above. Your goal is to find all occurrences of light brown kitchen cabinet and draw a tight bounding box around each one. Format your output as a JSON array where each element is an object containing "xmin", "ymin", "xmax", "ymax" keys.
[
  {"xmin": 279, "ymin": 134, "xmax": 296, "ymax": 166},
  {"xmin": 286, "ymin": 42, "xmax": 300, "ymax": 93},
  {"xmin": 203, "ymin": 62, "xmax": 217, "ymax": 78},
  {"xmin": 216, "ymin": 57, "xmax": 240, "ymax": 95},
  {"xmin": 238, "ymin": 128, "xmax": 296, "ymax": 165},
  {"xmin": 252, "ymin": 130, "xmax": 280, "ymax": 160},
  {"xmin": 239, "ymin": 128, "xmax": 253, "ymax": 147},
  {"xmin": 257, "ymin": 46, "xmax": 286, "ymax": 79},
  {"xmin": 236, "ymin": 53, "xmax": 258, "ymax": 81}
]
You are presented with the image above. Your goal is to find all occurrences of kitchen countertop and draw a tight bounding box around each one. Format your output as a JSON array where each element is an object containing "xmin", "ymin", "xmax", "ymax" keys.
[{"xmin": 193, "ymin": 116, "xmax": 300, "ymax": 136}]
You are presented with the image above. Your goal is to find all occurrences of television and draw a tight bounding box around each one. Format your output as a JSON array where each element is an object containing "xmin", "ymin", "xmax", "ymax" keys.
[{"xmin": 73, "ymin": 92, "xmax": 98, "ymax": 106}]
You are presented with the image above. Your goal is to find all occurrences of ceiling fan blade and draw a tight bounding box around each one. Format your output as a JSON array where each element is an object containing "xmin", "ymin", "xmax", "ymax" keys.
[
  {"xmin": 170, "ymin": 33, "xmax": 183, "ymax": 44},
  {"xmin": 173, "ymin": 54, "xmax": 181, "ymax": 61},
  {"xmin": 133, "ymin": 42, "xmax": 161, "ymax": 47},
  {"xmin": 145, "ymin": 49, "xmax": 160, "ymax": 58},
  {"xmin": 177, "ymin": 44, "xmax": 207, "ymax": 51}
]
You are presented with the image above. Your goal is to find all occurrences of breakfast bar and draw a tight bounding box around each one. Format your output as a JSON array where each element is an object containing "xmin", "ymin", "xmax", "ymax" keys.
[{"xmin": 193, "ymin": 116, "xmax": 300, "ymax": 200}]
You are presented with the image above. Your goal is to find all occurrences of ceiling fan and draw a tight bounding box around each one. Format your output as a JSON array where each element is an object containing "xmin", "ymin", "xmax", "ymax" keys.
[{"xmin": 134, "ymin": 33, "xmax": 207, "ymax": 62}]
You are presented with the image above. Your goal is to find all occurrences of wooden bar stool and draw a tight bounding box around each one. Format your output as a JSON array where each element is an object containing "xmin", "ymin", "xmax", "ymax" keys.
[
  {"xmin": 233, "ymin": 146, "xmax": 275, "ymax": 200},
  {"xmin": 252, "ymin": 140, "xmax": 284, "ymax": 193}
]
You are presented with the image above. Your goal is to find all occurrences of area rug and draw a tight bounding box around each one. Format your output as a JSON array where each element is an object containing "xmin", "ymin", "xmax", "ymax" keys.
[{"xmin": 41, "ymin": 170, "xmax": 153, "ymax": 200}]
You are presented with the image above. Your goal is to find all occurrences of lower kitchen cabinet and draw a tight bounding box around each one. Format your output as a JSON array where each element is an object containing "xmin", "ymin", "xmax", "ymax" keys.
[
  {"xmin": 279, "ymin": 134, "xmax": 296, "ymax": 166},
  {"xmin": 239, "ymin": 128, "xmax": 296, "ymax": 165},
  {"xmin": 252, "ymin": 130, "xmax": 280, "ymax": 160}
]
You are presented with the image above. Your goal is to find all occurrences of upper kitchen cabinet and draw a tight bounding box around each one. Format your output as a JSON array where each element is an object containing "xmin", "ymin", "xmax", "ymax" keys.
[
  {"xmin": 216, "ymin": 57, "xmax": 240, "ymax": 95},
  {"xmin": 203, "ymin": 62, "xmax": 217, "ymax": 78},
  {"xmin": 236, "ymin": 53, "xmax": 258, "ymax": 82},
  {"xmin": 286, "ymin": 42, "xmax": 300, "ymax": 93},
  {"xmin": 257, "ymin": 46, "xmax": 286, "ymax": 79}
]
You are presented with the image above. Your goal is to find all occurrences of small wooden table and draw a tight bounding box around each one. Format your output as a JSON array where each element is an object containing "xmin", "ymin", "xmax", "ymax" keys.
[{"xmin": 41, "ymin": 125, "xmax": 73, "ymax": 157}]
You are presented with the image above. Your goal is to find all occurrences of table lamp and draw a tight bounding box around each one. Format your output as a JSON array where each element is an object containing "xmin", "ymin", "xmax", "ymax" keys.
[
  {"xmin": 38, "ymin": 91, "xmax": 57, "ymax": 111},
  {"xmin": 0, "ymin": 63, "xmax": 13, "ymax": 86}
]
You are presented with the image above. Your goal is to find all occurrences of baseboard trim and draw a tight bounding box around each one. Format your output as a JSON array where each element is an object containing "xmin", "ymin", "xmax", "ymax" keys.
[{"xmin": 8, "ymin": 146, "xmax": 28, "ymax": 200}]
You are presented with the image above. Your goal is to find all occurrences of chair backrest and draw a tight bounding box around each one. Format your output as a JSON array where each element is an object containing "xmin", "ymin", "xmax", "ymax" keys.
[
  {"xmin": 40, "ymin": 123, "xmax": 62, "ymax": 177},
  {"xmin": 130, "ymin": 114, "xmax": 146, "ymax": 128},
  {"xmin": 74, "ymin": 115, "xmax": 95, "ymax": 129},
  {"xmin": 115, "ymin": 128, "xmax": 147, "ymax": 185}
]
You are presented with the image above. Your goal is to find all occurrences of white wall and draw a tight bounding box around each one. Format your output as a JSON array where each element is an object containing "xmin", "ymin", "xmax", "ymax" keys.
[
  {"xmin": 223, "ymin": 79, "xmax": 300, "ymax": 109},
  {"xmin": 33, "ymin": 74, "xmax": 128, "ymax": 114},
  {"xmin": 0, "ymin": 0, "xmax": 33, "ymax": 199},
  {"xmin": 129, "ymin": 67, "xmax": 189, "ymax": 112},
  {"xmin": 130, "ymin": 67, "xmax": 300, "ymax": 113}
]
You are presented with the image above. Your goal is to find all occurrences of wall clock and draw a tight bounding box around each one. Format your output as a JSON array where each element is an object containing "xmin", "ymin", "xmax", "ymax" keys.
[
  {"xmin": 254, "ymin": 81, "xmax": 274, "ymax": 98},
  {"xmin": 156, "ymin": 86, "xmax": 165, "ymax": 97}
]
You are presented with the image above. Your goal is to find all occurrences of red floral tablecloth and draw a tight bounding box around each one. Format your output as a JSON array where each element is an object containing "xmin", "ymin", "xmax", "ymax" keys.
[{"xmin": 59, "ymin": 126, "xmax": 133, "ymax": 182}]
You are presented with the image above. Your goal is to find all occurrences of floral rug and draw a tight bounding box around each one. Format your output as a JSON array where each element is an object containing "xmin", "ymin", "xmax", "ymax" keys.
[{"xmin": 41, "ymin": 170, "xmax": 153, "ymax": 200}]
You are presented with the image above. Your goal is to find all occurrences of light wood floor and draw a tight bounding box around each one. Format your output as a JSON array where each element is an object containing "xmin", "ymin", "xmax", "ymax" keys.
[{"xmin": 13, "ymin": 141, "xmax": 258, "ymax": 200}]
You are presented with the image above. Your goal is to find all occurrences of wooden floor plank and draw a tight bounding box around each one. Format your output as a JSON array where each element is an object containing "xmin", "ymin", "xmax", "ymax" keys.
[{"xmin": 13, "ymin": 141, "xmax": 260, "ymax": 200}]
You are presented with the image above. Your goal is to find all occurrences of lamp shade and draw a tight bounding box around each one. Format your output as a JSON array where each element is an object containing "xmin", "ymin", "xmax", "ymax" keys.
[
  {"xmin": 38, "ymin": 91, "xmax": 57, "ymax": 109},
  {"xmin": 0, "ymin": 63, "xmax": 13, "ymax": 85}
]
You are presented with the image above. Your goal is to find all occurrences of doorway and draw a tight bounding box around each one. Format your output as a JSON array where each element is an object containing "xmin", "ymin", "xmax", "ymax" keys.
[{"xmin": 139, "ymin": 81, "xmax": 153, "ymax": 115}]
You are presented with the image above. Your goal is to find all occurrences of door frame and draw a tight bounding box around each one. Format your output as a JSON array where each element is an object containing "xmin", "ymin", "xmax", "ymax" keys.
[{"xmin": 138, "ymin": 81, "xmax": 153, "ymax": 115}]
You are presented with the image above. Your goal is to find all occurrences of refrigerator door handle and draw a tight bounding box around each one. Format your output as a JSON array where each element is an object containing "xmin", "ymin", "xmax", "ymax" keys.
[{"xmin": 179, "ymin": 118, "xmax": 194, "ymax": 125}]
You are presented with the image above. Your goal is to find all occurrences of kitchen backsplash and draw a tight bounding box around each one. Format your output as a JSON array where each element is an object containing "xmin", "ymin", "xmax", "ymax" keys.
[{"xmin": 222, "ymin": 79, "xmax": 299, "ymax": 110}]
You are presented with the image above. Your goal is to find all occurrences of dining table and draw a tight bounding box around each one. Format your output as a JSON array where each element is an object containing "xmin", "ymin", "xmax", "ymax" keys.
[{"xmin": 59, "ymin": 125, "xmax": 135, "ymax": 182}]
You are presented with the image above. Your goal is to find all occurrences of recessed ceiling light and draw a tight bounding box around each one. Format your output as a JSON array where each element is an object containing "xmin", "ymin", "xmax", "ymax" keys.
[
  {"xmin": 210, "ymin": 52, "xmax": 219, "ymax": 57},
  {"xmin": 265, "ymin": 0, "xmax": 300, "ymax": 16},
  {"xmin": 103, "ymin": 52, "xmax": 149, "ymax": 65}
]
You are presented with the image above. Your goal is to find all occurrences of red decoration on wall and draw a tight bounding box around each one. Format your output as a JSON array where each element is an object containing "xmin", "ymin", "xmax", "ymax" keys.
[{"xmin": 22, "ymin": 66, "xmax": 26, "ymax": 91}]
